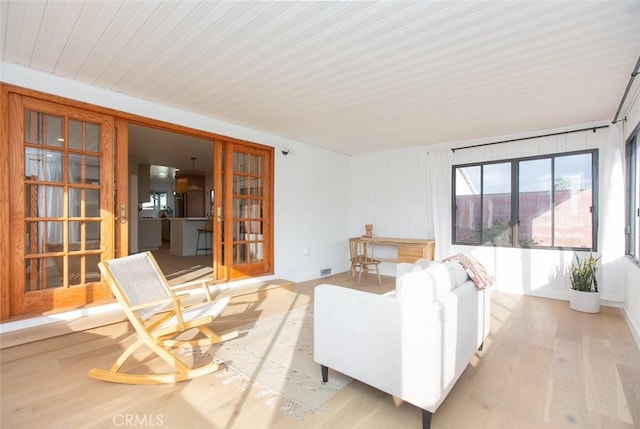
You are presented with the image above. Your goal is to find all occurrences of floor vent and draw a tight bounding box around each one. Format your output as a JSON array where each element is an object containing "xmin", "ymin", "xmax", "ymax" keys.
[{"xmin": 320, "ymin": 268, "xmax": 332, "ymax": 277}]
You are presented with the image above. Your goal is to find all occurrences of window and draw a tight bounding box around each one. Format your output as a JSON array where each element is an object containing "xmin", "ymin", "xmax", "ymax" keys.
[
  {"xmin": 141, "ymin": 192, "xmax": 168, "ymax": 211},
  {"xmin": 453, "ymin": 150, "xmax": 598, "ymax": 250},
  {"xmin": 627, "ymin": 129, "xmax": 639, "ymax": 261}
]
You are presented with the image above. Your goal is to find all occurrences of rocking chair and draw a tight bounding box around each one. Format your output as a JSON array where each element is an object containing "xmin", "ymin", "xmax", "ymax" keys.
[{"xmin": 89, "ymin": 251, "xmax": 238, "ymax": 384}]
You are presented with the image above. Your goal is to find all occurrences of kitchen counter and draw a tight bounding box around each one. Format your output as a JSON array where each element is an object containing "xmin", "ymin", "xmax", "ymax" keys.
[
  {"xmin": 138, "ymin": 218, "xmax": 162, "ymax": 251},
  {"xmin": 169, "ymin": 218, "xmax": 209, "ymax": 256}
]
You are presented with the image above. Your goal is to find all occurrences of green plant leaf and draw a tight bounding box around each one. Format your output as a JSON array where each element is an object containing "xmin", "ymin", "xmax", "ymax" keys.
[{"xmin": 569, "ymin": 252, "xmax": 599, "ymax": 292}]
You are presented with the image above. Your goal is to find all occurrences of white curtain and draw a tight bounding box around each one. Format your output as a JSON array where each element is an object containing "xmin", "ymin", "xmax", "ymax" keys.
[
  {"xmin": 599, "ymin": 122, "xmax": 625, "ymax": 300},
  {"xmin": 34, "ymin": 152, "xmax": 64, "ymax": 250},
  {"xmin": 427, "ymin": 149, "xmax": 453, "ymax": 260}
]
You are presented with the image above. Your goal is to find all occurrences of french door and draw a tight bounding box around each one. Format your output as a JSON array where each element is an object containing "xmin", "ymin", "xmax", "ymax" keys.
[
  {"xmin": 8, "ymin": 95, "xmax": 115, "ymax": 316},
  {"xmin": 2, "ymin": 88, "xmax": 274, "ymax": 319},
  {"xmin": 215, "ymin": 141, "xmax": 273, "ymax": 279}
]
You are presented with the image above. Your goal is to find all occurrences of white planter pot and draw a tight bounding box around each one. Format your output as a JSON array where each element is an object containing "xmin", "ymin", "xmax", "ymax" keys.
[{"xmin": 569, "ymin": 289, "xmax": 600, "ymax": 313}]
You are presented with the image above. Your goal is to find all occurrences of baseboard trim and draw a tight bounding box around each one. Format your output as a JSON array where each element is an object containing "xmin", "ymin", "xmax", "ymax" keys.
[{"xmin": 621, "ymin": 306, "xmax": 640, "ymax": 350}]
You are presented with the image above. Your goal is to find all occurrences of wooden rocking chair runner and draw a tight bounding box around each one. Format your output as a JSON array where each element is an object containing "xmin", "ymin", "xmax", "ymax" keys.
[{"xmin": 89, "ymin": 251, "xmax": 238, "ymax": 385}]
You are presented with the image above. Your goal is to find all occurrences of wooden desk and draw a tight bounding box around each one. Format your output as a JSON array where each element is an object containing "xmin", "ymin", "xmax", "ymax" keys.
[{"xmin": 353, "ymin": 236, "xmax": 435, "ymax": 263}]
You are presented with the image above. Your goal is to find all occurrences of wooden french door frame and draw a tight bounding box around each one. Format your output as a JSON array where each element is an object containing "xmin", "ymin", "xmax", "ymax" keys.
[
  {"xmin": 114, "ymin": 119, "xmax": 129, "ymax": 259},
  {"xmin": 7, "ymin": 94, "xmax": 115, "ymax": 316},
  {"xmin": 1, "ymin": 86, "xmax": 11, "ymax": 320},
  {"xmin": 214, "ymin": 142, "xmax": 225, "ymax": 280},
  {"xmin": 0, "ymin": 84, "xmax": 275, "ymax": 320},
  {"xmin": 214, "ymin": 140, "xmax": 274, "ymax": 280}
]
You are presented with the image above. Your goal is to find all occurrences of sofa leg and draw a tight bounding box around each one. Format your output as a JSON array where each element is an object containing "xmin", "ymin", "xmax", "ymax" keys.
[
  {"xmin": 321, "ymin": 365, "xmax": 328, "ymax": 383},
  {"xmin": 422, "ymin": 409, "xmax": 432, "ymax": 429}
]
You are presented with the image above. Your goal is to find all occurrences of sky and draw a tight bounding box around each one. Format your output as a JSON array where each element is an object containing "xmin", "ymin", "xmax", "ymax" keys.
[{"xmin": 456, "ymin": 153, "xmax": 593, "ymax": 195}]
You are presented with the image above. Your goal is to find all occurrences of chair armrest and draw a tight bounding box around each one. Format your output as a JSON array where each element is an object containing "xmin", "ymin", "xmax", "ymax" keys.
[
  {"xmin": 170, "ymin": 278, "xmax": 219, "ymax": 301},
  {"xmin": 169, "ymin": 278, "xmax": 215, "ymax": 291},
  {"xmin": 129, "ymin": 296, "xmax": 176, "ymax": 311},
  {"xmin": 174, "ymin": 293, "xmax": 191, "ymax": 302}
]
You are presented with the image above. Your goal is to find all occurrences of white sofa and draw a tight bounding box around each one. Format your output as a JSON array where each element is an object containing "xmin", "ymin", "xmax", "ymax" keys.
[{"xmin": 314, "ymin": 258, "xmax": 491, "ymax": 429}]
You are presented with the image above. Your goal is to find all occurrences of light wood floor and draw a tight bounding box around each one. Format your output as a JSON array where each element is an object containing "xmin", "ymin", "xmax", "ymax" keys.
[
  {"xmin": 1, "ymin": 271, "xmax": 639, "ymax": 429},
  {"xmin": 151, "ymin": 243, "xmax": 216, "ymax": 285}
]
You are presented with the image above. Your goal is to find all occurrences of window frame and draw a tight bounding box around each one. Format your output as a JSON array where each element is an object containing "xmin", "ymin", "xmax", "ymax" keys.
[
  {"xmin": 452, "ymin": 149, "xmax": 599, "ymax": 251},
  {"xmin": 626, "ymin": 125, "xmax": 640, "ymax": 262},
  {"xmin": 141, "ymin": 191, "xmax": 168, "ymax": 211}
]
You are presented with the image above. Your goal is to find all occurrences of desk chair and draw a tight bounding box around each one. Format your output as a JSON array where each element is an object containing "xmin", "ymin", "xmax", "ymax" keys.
[{"xmin": 347, "ymin": 237, "xmax": 382, "ymax": 285}]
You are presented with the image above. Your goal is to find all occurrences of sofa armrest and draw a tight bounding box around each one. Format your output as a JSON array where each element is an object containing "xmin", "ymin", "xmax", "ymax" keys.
[
  {"xmin": 395, "ymin": 258, "xmax": 433, "ymax": 290},
  {"xmin": 313, "ymin": 284, "xmax": 443, "ymax": 410},
  {"xmin": 395, "ymin": 262, "xmax": 415, "ymax": 289}
]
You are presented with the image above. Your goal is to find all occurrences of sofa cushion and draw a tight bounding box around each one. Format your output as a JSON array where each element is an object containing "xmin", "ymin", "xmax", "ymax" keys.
[
  {"xmin": 397, "ymin": 262, "xmax": 453, "ymax": 303},
  {"xmin": 442, "ymin": 254, "xmax": 494, "ymax": 289},
  {"xmin": 395, "ymin": 258, "xmax": 435, "ymax": 290},
  {"xmin": 411, "ymin": 258, "xmax": 433, "ymax": 272}
]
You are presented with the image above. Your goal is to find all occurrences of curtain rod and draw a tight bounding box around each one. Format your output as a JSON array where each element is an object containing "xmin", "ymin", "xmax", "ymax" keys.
[
  {"xmin": 612, "ymin": 55, "xmax": 640, "ymax": 124},
  {"xmin": 451, "ymin": 125, "xmax": 609, "ymax": 153}
]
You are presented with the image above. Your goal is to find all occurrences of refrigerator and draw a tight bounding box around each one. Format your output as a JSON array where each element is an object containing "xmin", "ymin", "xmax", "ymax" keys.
[
  {"xmin": 174, "ymin": 193, "xmax": 187, "ymax": 218},
  {"xmin": 173, "ymin": 191, "xmax": 204, "ymax": 218}
]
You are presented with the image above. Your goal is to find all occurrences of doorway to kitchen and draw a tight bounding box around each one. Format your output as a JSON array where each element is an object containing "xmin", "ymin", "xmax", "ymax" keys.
[
  {"xmin": 128, "ymin": 123, "xmax": 215, "ymax": 283},
  {"xmin": 126, "ymin": 122, "xmax": 275, "ymax": 284}
]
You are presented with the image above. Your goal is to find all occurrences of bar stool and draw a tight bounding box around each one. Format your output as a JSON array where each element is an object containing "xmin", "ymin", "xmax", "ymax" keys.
[{"xmin": 196, "ymin": 217, "xmax": 213, "ymax": 255}]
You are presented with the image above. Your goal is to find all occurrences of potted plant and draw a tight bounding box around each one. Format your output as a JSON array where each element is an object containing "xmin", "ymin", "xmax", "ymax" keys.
[{"xmin": 568, "ymin": 252, "xmax": 600, "ymax": 313}]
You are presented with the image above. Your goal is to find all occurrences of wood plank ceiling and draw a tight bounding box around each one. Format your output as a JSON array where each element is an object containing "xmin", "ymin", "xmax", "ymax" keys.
[{"xmin": 1, "ymin": 1, "xmax": 639, "ymax": 154}]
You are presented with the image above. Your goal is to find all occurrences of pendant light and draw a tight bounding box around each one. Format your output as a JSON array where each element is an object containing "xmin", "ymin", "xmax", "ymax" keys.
[{"xmin": 187, "ymin": 157, "xmax": 203, "ymax": 191}]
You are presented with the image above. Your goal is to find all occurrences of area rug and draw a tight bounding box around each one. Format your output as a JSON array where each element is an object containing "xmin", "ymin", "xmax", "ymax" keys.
[{"xmin": 208, "ymin": 304, "xmax": 351, "ymax": 419}]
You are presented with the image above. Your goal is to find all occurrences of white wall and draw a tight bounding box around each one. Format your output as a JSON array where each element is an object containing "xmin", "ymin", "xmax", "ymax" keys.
[
  {"xmin": 275, "ymin": 144, "xmax": 351, "ymax": 281},
  {"xmin": 350, "ymin": 147, "xmax": 435, "ymax": 268},
  {"xmin": 1, "ymin": 63, "xmax": 350, "ymax": 284},
  {"xmin": 351, "ymin": 122, "xmax": 628, "ymax": 305},
  {"xmin": 622, "ymin": 86, "xmax": 640, "ymax": 346}
]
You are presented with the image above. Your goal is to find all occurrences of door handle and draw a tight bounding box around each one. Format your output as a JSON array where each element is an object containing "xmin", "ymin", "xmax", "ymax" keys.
[
  {"xmin": 115, "ymin": 204, "xmax": 127, "ymax": 224},
  {"xmin": 217, "ymin": 206, "xmax": 222, "ymax": 222}
]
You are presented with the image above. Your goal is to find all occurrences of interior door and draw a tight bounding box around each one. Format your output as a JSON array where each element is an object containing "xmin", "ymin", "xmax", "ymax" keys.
[
  {"xmin": 214, "ymin": 141, "xmax": 273, "ymax": 280},
  {"xmin": 8, "ymin": 95, "xmax": 115, "ymax": 316}
]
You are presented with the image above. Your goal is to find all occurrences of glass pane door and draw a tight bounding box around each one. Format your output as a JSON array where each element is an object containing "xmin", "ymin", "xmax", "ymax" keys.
[
  {"xmin": 215, "ymin": 142, "xmax": 273, "ymax": 279},
  {"xmin": 10, "ymin": 95, "xmax": 114, "ymax": 315},
  {"xmin": 24, "ymin": 111, "xmax": 103, "ymax": 289},
  {"xmin": 232, "ymin": 151, "xmax": 265, "ymax": 264}
]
